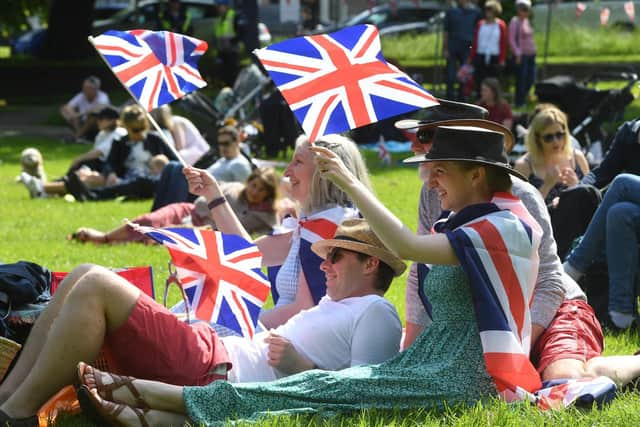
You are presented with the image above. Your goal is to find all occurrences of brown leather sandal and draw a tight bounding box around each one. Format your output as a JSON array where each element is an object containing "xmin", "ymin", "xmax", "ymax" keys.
[
  {"xmin": 77, "ymin": 385, "xmax": 150, "ymax": 427},
  {"xmin": 76, "ymin": 362, "xmax": 150, "ymax": 410}
]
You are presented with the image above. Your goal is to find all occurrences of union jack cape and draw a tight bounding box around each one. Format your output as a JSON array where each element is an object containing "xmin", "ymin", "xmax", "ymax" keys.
[
  {"xmin": 253, "ymin": 24, "xmax": 438, "ymax": 142},
  {"xmin": 434, "ymin": 192, "xmax": 616, "ymax": 408},
  {"xmin": 129, "ymin": 224, "xmax": 270, "ymax": 338},
  {"xmin": 91, "ymin": 29, "xmax": 208, "ymax": 111},
  {"xmin": 273, "ymin": 206, "xmax": 359, "ymax": 305}
]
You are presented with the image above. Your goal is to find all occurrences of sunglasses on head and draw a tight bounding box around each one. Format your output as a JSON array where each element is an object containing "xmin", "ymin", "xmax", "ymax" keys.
[
  {"xmin": 540, "ymin": 131, "xmax": 566, "ymax": 143},
  {"xmin": 326, "ymin": 247, "xmax": 356, "ymax": 264}
]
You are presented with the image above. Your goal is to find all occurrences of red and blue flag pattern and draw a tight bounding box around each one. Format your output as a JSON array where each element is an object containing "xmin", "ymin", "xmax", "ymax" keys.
[
  {"xmin": 444, "ymin": 193, "xmax": 543, "ymax": 400},
  {"xmin": 93, "ymin": 29, "xmax": 208, "ymax": 111},
  {"xmin": 131, "ymin": 225, "xmax": 270, "ymax": 338},
  {"xmin": 254, "ymin": 24, "xmax": 438, "ymax": 142}
]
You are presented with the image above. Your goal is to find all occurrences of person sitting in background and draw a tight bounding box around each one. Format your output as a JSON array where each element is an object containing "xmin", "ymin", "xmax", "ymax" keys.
[
  {"xmin": 151, "ymin": 125, "xmax": 252, "ymax": 211},
  {"xmin": 67, "ymin": 105, "xmax": 127, "ymax": 176},
  {"xmin": 476, "ymin": 77, "xmax": 513, "ymax": 131},
  {"xmin": 514, "ymin": 105, "xmax": 598, "ymax": 259},
  {"xmin": 581, "ymin": 117, "xmax": 640, "ymax": 189},
  {"xmin": 0, "ymin": 219, "xmax": 404, "ymax": 427},
  {"xmin": 564, "ymin": 173, "xmax": 640, "ymax": 331},
  {"xmin": 152, "ymin": 105, "xmax": 210, "ymax": 165},
  {"xmin": 70, "ymin": 167, "xmax": 282, "ymax": 244},
  {"xmin": 19, "ymin": 105, "xmax": 127, "ymax": 199},
  {"xmin": 62, "ymin": 105, "xmax": 178, "ymax": 202},
  {"xmin": 59, "ymin": 76, "xmax": 110, "ymax": 141}
]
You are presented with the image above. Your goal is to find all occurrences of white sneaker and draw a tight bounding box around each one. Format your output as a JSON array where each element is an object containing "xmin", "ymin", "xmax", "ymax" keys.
[{"xmin": 19, "ymin": 172, "xmax": 45, "ymax": 198}]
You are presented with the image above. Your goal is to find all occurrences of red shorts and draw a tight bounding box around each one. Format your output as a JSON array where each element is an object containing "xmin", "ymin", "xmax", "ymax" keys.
[
  {"xmin": 102, "ymin": 292, "xmax": 230, "ymax": 386},
  {"xmin": 532, "ymin": 299, "xmax": 604, "ymax": 374}
]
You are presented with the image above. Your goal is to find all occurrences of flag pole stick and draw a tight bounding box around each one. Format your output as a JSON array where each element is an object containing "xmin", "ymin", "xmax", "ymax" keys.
[{"xmin": 88, "ymin": 35, "xmax": 187, "ymax": 167}]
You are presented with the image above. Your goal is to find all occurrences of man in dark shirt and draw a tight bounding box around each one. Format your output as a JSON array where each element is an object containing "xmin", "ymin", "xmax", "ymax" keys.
[
  {"xmin": 581, "ymin": 118, "xmax": 640, "ymax": 189},
  {"xmin": 442, "ymin": 0, "xmax": 481, "ymax": 101}
]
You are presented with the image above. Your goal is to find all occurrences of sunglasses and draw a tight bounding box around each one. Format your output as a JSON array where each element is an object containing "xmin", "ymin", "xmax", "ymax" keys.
[
  {"xmin": 326, "ymin": 247, "xmax": 356, "ymax": 264},
  {"xmin": 416, "ymin": 128, "xmax": 435, "ymax": 144},
  {"xmin": 218, "ymin": 139, "xmax": 234, "ymax": 146},
  {"xmin": 540, "ymin": 131, "xmax": 566, "ymax": 143},
  {"xmin": 129, "ymin": 127, "xmax": 146, "ymax": 134}
]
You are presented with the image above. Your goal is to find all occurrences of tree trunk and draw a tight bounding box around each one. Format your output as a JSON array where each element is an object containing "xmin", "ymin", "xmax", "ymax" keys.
[{"xmin": 41, "ymin": 0, "xmax": 96, "ymax": 59}]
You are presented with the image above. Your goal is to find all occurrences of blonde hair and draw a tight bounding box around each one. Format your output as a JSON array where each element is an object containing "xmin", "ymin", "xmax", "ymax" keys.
[
  {"xmin": 121, "ymin": 104, "xmax": 149, "ymax": 130},
  {"xmin": 295, "ymin": 134, "xmax": 372, "ymax": 213},
  {"xmin": 525, "ymin": 106, "xmax": 572, "ymax": 163},
  {"xmin": 484, "ymin": 0, "xmax": 502, "ymax": 15}
]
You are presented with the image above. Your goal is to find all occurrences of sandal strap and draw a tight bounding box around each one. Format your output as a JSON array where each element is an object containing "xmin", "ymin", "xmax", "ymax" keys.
[
  {"xmin": 130, "ymin": 406, "xmax": 151, "ymax": 427},
  {"xmin": 95, "ymin": 371, "xmax": 151, "ymax": 410}
]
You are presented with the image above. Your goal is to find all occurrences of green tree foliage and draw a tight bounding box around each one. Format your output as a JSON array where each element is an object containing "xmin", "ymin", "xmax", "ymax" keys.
[{"xmin": 1, "ymin": 0, "xmax": 49, "ymax": 38}]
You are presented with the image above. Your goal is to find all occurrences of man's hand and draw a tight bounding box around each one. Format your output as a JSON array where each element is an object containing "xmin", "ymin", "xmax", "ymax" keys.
[{"xmin": 265, "ymin": 331, "xmax": 315, "ymax": 375}]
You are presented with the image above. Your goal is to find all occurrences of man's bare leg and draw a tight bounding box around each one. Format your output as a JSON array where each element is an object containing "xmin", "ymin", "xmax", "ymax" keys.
[
  {"xmin": 0, "ymin": 264, "xmax": 94, "ymax": 402},
  {"xmin": 0, "ymin": 266, "xmax": 140, "ymax": 418},
  {"xmin": 543, "ymin": 355, "xmax": 640, "ymax": 386}
]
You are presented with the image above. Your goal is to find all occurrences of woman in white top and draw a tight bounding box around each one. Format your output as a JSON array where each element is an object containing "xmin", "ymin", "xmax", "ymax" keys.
[
  {"xmin": 152, "ymin": 104, "xmax": 210, "ymax": 165},
  {"xmin": 184, "ymin": 134, "xmax": 371, "ymax": 328},
  {"xmin": 467, "ymin": 0, "xmax": 507, "ymax": 98}
]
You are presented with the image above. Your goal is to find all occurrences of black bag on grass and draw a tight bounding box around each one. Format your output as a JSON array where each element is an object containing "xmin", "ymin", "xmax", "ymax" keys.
[{"xmin": 0, "ymin": 261, "xmax": 51, "ymax": 310}]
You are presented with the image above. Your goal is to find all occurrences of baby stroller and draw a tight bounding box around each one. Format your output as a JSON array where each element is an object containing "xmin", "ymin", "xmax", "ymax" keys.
[
  {"xmin": 176, "ymin": 63, "xmax": 272, "ymax": 168},
  {"xmin": 534, "ymin": 70, "xmax": 638, "ymax": 164}
]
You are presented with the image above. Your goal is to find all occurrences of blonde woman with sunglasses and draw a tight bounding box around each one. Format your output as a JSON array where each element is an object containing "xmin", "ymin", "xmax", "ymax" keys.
[
  {"xmin": 514, "ymin": 106, "xmax": 589, "ymax": 205},
  {"xmin": 514, "ymin": 105, "xmax": 597, "ymax": 258}
]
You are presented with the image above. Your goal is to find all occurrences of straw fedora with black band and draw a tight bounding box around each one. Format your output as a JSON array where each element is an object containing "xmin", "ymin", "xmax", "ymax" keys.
[
  {"xmin": 311, "ymin": 219, "xmax": 406, "ymax": 277},
  {"xmin": 403, "ymin": 125, "xmax": 527, "ymax": 181}
]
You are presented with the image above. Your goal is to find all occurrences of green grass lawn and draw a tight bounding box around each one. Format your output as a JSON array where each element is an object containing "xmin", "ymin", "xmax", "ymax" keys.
[{"xmin": 2, "ymin": 133, "xmax": 640, "ymax": 425}]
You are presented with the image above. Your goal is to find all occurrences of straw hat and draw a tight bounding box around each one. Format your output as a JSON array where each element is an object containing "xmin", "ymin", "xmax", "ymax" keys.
[
  {"xmin": 311, "ymin": 219, "xmax": 406, "ymax": 277},
  {"xmin": 403, "ymin": 125, "xmax": 527, "ymax": 181}
]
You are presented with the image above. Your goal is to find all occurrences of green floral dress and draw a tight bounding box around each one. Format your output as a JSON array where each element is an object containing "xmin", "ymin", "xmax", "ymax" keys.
[{"xmin": 183, "ymin": 265, "xmax": 496, "ymax": 425}]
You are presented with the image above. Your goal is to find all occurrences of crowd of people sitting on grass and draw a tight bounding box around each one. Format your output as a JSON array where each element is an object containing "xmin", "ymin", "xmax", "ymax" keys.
[{"xmin": 8, "ymin": 71, "xmax": 640, "ymax": 425}]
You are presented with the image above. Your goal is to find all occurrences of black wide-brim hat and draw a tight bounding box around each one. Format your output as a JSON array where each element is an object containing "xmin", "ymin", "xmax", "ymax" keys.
[
  {"xmin": 403, "ymin": 124, "xmax": 527, "ymax": 181},
  {"xmin": 395, "ymin": 98, "xmax": 489, "ymax": 127}
]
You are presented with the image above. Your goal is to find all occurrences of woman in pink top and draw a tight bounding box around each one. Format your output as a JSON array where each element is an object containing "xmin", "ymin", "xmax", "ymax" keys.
[
  {"xmin": 509, "ymin": 0, "xmax": 537, "ymax": 107},
  {"xmin": 468, "ymin": 0, "xmax": 507, "ymax": 98}
]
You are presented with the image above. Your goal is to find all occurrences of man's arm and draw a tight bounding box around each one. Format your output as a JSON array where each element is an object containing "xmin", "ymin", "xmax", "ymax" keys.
[
  {"xmin": 351, "ymin": 299, "xmax": 402, "ymax": 366},
  {"xmin": 264, "ymin": 331, "xmax": 315, "ymax": 375},
  {"xmin": 581, "ymin": 120, "xmax": 637, "ymax": 188},
  {"xmin": 511, "ymin": 179, "xmax": 566, "ymax": 342}
]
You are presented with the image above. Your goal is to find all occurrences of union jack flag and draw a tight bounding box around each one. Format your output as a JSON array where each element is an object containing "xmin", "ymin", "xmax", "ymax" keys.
[
  {"xmin": 444, "ymin": 193, "xmax": 543, "ymax": 400},
  {"xmin": 92, "ymin": 29, "xmax": 208, "ymax": 111},
  {"xmin": 253, "ymin": 24, "xmax": 438, "ymax": 142},
  {"xmin": 131, "ymin": 225, "xmax": 270, "ymax": 338}
]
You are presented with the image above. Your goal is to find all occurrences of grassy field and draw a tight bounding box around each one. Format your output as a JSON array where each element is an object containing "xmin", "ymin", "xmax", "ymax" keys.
[{"xmin": 2, "ymin": 127, "xmax": 640, "ymax": 425}]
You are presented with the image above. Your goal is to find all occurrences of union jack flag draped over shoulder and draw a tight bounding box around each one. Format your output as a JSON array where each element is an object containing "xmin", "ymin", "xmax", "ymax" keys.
[
  {"xmin": 130, "ymin": 224, "xmax": 270, "ymax": 338},
  {"xmin": 253, "ymin": 24, "xmax": 438, "ymax": 142},
  {"xmin": 440, "ymin": 192, "xmax": 616, "ymax": 408},
  {"xmin": 92, "ymin": 30, "xmax": 208, "ymax": 111}
]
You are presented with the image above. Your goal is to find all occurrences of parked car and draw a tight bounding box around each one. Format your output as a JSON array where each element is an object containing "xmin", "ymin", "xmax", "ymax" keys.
[
  {"xmin": 306, "ymin": 1, "xmax": 445, "ymax": 35},
  {"xmin": 92, "ymin": 0, "xmax": 272, "ymax": 45},
  {"xmin": 378, "ymin": 11, "xmax": 445, "ymax": 37}
]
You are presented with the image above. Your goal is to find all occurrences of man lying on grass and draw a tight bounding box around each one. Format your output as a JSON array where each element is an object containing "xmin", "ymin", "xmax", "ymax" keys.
[{"xmin": 0, "ymin": 219, "xmax": 404, "ymax": 426}]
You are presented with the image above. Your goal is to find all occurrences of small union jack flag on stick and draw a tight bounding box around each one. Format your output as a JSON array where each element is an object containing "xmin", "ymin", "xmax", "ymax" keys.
[
  {"xmin": 90, "ymin": 29, "xmax": 208, "ymax": 111},
  {"xmin": 130, "ymin": 224, "xmax": 271, "ymax": 338},
  {"xmin": 254, "ymin": 24, "xmax": 438, "ymax": 142}
]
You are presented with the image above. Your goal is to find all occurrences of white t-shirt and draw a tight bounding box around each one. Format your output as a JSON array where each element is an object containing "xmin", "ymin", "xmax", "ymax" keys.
[
  {"xmin": 206, "ymin": 154, "xmax": 252, "ymax": 183},
  {"xmin": 68, "ymin": 90, "xmax": 110, "ymax": 117},
  {"xmin": 173, "ymin": 116, "xmax": 209, "ymax": 165},
  {"xmin": 124, "ymin": 142, "xmax": 152, "ymax": 177},
  {"xmin": 223, "ymin": 295, "xmax": 401, "ymax": 383},
  {"xmin": 94, "ymin": 127, "xmax": 127, "ymax": 160},
  {"xmin": 477, "ymin": 22, "xmax": 501, "ymax": 56}
]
